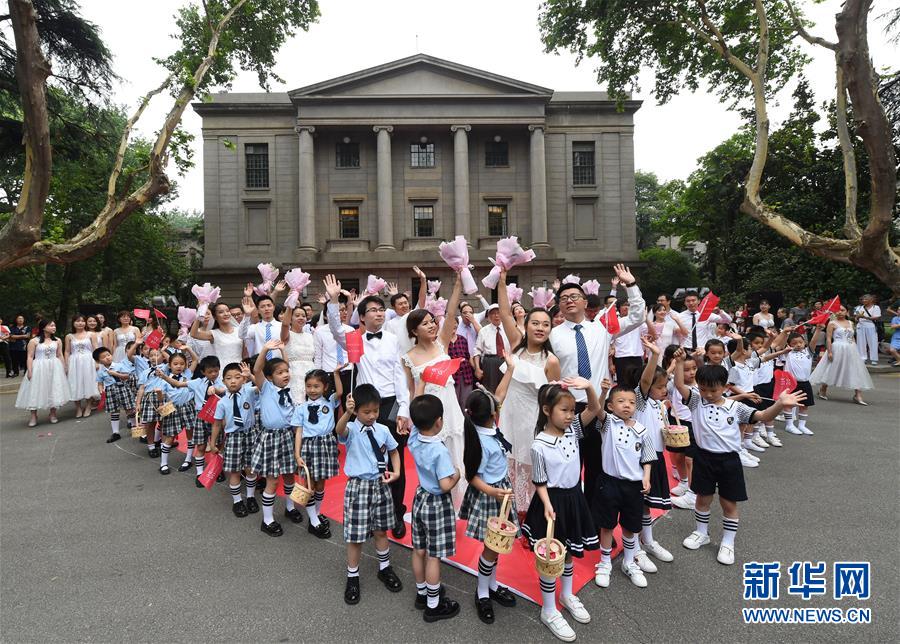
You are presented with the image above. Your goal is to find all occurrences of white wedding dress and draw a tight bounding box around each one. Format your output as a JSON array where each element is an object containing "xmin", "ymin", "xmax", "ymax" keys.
[
  {"xmin": 284, "ymin": 329, "xmax": 316, "ymax": 404},
  {"xmin": 810, "ymin": 325, "xmax": 873, "ymax": 391},
  {"xmin": 67, "ymin": 335, "xmax": 99, "ymax": 400},
  {"xmin": 16, "ymin": 340, "xmax": 71, "ymax": 410}
]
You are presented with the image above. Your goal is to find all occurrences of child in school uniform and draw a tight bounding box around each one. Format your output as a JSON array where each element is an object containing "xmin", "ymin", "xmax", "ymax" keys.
[
  {"xmin": 208, "ymin": 362, "xmax": 261, "ymax": 517},
  {"xmin": 336, "ymin": 384, "xmax": 402, "ymax": 605},
  {"xmin": 674, "ymin": 352, "xmax": 805, "ymax": 564},
  {"xmin": 154, "ymin": 352, "xmax": 195, "ymax": 475},
  {"xmin": 133, "ymin": 345, "xmax": 168, "ymax": 458},
  {"xmin": 293, "ymin": 368, "xmax": 344, "ymax": 539},
  {"xmin": 250, "ymin": 339, "xmax": 302, "ymax": 536},
  {"xmin": 459, "ymin": 387, "xmax": 518, "ymax": 625},
  {"xmin": 780, "ymin": 327, "xmax": 822, "ymax": 436},
  {"xmin": 523, "ymin": 378, "xmax": 600, "ymax": 642},
  {"xmin": 664, "ymin": 347, "xmax": 699, "ymax": 510},
  {"xmin": 725, "ymin": 337, "xmax": 764, "ymax": 468},
  {"xmin": 408, "ymin": 394, "xmax": 462, "ymax": 622},
  {"xmin": 750, "ymin": 329, "xmax": 787, "ymax": 447},
  {"xmin": 93, "ymin": 347, "xmax": 136, "ymax": 443}
]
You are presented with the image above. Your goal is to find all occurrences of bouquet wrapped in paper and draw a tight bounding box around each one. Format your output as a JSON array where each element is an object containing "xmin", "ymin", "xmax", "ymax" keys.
[
  {"xmin": 438, "ymin": 236, "xmax": 479, "ymax": 295},
  {"xmin": 177, "ymin": 306, "xmax": 197, "ymax": 337},
  {"xmin": 427, "ymin": 280, "xmax": 442, "ymax": 295},
  {"xmin": 529, "ymin": 287, "xmax": 555, "ymax": 310},
  {"xmin": 424, "ymin": 295, "xmax": 448, "ymax": 319},
  {"xmin": 191, "ymin": 282, "xmax": 221, "ymax": 317},
  {"xmin": 283, "ymin": 267, "xmax": 312, "ymax": 309},
  {"xmin": 507, "ymin": 283, "xmax": 523, "ymax": 304},
  {"xmin": 253, "ymin": 263, "xmax": 280, "ymax": 297},
  {"xmin": 582, "ymin": 279, "xmax": 601, "ymax": 296},
  {"xmin": 561, "ymin": 273, "xmax": 581, "ymax": 285},
  {"xmin": 365, "ymin": 274, "xmax": 387, "ymax": 295},
  {"xmin": 482, "ymin": 237, "xmax": 537, "ymax": 290}
]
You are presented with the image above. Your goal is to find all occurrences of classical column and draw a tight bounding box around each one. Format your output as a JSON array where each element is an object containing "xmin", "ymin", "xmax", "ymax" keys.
[
  {"xmin": 295, "ymin": 125, "xmax": 316, "ymax": 252},
  {"xmin": 529, "ymin": 124, "xmax": 550, "ymax": 247},
  {"xmin": 373, "ymin": 125, "xmax": 395, "ymax": 251},
  {"xmin": 451, "ymin": 125, "xmax": 471, "ymax": 239}
]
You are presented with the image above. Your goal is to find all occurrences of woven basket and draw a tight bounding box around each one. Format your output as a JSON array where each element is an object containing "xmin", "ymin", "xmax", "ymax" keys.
[
  {"xmin": 290, "ymin": 463, "xmax": 313, "ymax": 506},
  {"xmin": 534, "ymin": 517, "xmax": 566, "ymax": 578},
  {"xmin": 662, "ymin": 425, "xmax": 690, "ymax": 448},
  {"xmin": 484, "ymin": 493, "xmax": 517, "ymax": 555},
  {"xmin": 156, "ymin": 401, "xmax": 176, "ymax": 417}
]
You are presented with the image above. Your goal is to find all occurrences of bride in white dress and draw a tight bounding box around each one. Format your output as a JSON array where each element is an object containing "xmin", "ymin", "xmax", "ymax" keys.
[
  {"xmin": 281, "ymin": 304, "xmax": 316, "ymax": 404},
  {"xmin": 16, "ymin": 320, "xmax": 71, "ymax": 426},
  {"xmin": 65, "ymin": 314, "xmax": 99, "ymax": 417},
  {"xmin": 111, "ymin": 311, "xmax": 142, "ymax": 363},
  {"xmin": 810, "ymin": 306, "xmax": 873, "ymax": 405},
  {"xmin": 189, "ymin": 303, "xmax": 244, "ymax": 368},
  {"xmin": 494, "ymin": 268, "xmax": 561, "ymax": 510},
  {"xmin": 401, "ymin": 271, "xmax": 466, "ymax": 506}
]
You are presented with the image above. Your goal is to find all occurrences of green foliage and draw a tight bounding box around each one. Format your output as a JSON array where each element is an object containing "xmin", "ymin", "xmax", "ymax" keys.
[
  {"xmin": 637, "ymin": 248, "xmax": 700, "ymax": 300},
  {"xmin": 634, "ymin": 170, "xmax": 663, "ymax": 249}
]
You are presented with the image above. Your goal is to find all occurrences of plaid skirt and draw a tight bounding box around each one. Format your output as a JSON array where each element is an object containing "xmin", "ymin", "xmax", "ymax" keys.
[
  {"xmin": 126, "ymin": 373, "xmax": 139, "ymax": 399},
  {"xmin": 249, "ymin": 427, "xmax": 296, "ymax": 478},
  {"xmin": 138, "ymin": 391, "xmax": 162, "ymax": 425},
  {"xmin": 104, "ymin": 382, "xmax": 135, "ymax": 412},
  {"xmin": 411, "ymin": 486, "xmax": 456, "ymax": 558},
  {"xmin": 643, "ymin": 452, "xmax": 672, "ymax": 510},
  {"xmin": 162, "ymin": 402, "xmax": 194, "ymax": 437},
  {"xmin": 191, "ymin": 415, "xmax": 212, "ymax": 446},
  {"xmin": 222, "ymin": 430, "xmax": 254, "ymax": 473},
  {"xmin": 300, "ymin": 434, "xmax": 339, "ymax": 481},
  {"xmin": 343, "ymin": 477, "xmax": 395, "ymax": 543},
  {"xmin": 458, "ymin": 475, "xmax": 519, "ymax": 541}
]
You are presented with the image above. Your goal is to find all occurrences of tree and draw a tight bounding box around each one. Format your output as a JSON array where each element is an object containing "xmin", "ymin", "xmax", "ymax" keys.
[
  {"xmin": 634, "ymin": 170, "xmax": 663, "ymax": 249},
  {"xmin": 0, "ymin": 0, "xmax": 319, "ymax": 270},
  {"xmin": 637, "ymin": 248, "xmax": 700, "ymax": 301},
  {"xmin": 539, "ymin": 0, "xmax": 899, "ymax": 294}
]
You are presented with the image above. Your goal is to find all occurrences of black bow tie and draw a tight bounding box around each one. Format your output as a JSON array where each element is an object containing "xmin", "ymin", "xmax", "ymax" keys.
[
  {"xmin": 278, "ymin": 387, "xmax": 293, "ymax": 407},
  {"xmin": 494, "ymin": 428, "xmax": 513, "ymax": 453},
  {"xmin": 366, "ymin": 331, "xmax": 383, "ymax": 340},
  {"xmin": 307, "ymin": 404, "xmax": 320, "ymax": 424}
]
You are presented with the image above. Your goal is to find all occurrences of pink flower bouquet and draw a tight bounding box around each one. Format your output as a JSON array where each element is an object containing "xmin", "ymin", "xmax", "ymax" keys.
[
  {"xmin": 438, "ymin": 236, "xmax": 479, "ymax": 295},
  {"xmin": 507, "ymin": 283, "xmax": 524, "ymax": 303},
  {"xmin": 283, "ymin": 267, "xmax": 312, "ymax": 309},
  {"xmin": 482, "ymin": 237, "xmax": 537, "ymax": 289},
  {"xmin": 191, "ymin": 283, "xmax": 221, "ymax": 317},
  {"xmin": 529, "ymin": 287, "xmax": 555, "ymax": 309},
  {"xmin": 582, "ymin": 279, "xmax": 601, "ymax": 296},
  {"xmin": 253, "ymin": 263, "xmax": 280, "ymax": 297},
  {"xmin": 177, "ymin": 306, "xmax": 197, "ymax": 337}
]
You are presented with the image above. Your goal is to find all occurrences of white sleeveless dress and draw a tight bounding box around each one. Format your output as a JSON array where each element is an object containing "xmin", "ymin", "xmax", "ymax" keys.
[
  {"xmin": 67, "ymin": 335, "xmax": 99, "ymax": 400},
  {"xmin": 16, "ymin": 340, "xmax": 71, "ymax": 410},
  {"xmin": 498, "ymin": 349, "xmax": 548, "ymax": 509},
  {"xmin": 113, "ymin": 329, "xmax": 136, "ymax": 362},
  {"xmin": 284, "ymin": 329, "xmax": 316, "ymax": 404},
  {"xmin": 403, "ymin": 343, "xmax": 467, "ymax": 506},
  {"xmin": 810, "ymin": 325, "xmax": 873, "ymax": 391},
  {"xmin": 209, "ymin": 326, "xmax": 244, "ymax": 367}
]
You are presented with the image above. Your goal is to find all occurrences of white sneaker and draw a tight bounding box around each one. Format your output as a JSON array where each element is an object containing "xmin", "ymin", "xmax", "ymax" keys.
[
  {"xmin": 775, "ymin": 413, "xmax": 785, "ymax": 422},
  {"xmin": 621, "ymin": 560, "xmax": 648, "ymax": 588},
  {"xmin": 744, "ymin": 440, "xmax": 765, "ymax": 453},
  {"xmin": 799, "ymin": 425, "xmax": 814, "ymax": 435},
  {"xmin": 751, "ymin": 435, "xmax": 770, "ymax": 449},
  {"xmin": 559, "ymin": 594, "xmax": 591, "ymax": 624},
  {"xmin": 671, "ymin": 493, "xmax": 696, "ymax": 509},
  {"xmin": 765, "ymin": 433, "xmax": 783, "ymax": 447},
  {"xmin": 739, "ymin": 451, "xmax": 759, "ymax": 468},
  {"xmin": 594, "ymin": 561, "xmax": 611, "ymax": 588},
  {"xmin": 743, "ymin": 448, "xmax": 760, "ymax": 462},
  {"xmin": 634, "ymin": 550, "xmax": 658, "ymax": 573},
  {"xmin": 870, "ymin": 361, "xmax": 878, "ymax": 366},
  {"xmin": 541, "ymin": 609, "xmax": 577, "ymax": 642},
  {"xmin": 671, "ymin": 480, "xmax": 690, "ymax": 497},
  {"xmin": 682, "ymin": 531, "xmax": 710, "ymax": 550},
  {"xmin": 671, "ymin": 465, "xmax": 680, "ymax": 481},
  {"xmin": 785, "ymin": 424, "xmax": 803, "ymax": 435},
  {"xmin": 717, "ymin": 544, "xmax": 735, "ymax": 565},
  {"xmin": 642, "ymin": 540, "xmax": 674, "ymax": 562}
]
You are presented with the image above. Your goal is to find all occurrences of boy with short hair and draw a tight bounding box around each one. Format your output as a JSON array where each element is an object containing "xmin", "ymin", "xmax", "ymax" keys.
[
  {"xmin": 93, "ymin": 347, "xmax": 136, "ymax": 443},
  {"xmin": 408, "ymin": 394, "xmax": 461, "ymax": 622}
]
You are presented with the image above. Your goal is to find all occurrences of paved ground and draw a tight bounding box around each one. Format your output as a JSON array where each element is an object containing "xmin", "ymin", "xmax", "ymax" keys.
[{"xmin": 1, "ymin": 375, "xmax": 897, "ymax": 643}]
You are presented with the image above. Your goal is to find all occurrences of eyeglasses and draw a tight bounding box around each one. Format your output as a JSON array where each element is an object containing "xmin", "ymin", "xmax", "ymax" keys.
[
  {"xmin": 558, "ymin": 294, "xmax": 584, "ymax": 303},
  {"xmin": 365, "ymin": 307, "xmax": 386, "ymax": 314}
]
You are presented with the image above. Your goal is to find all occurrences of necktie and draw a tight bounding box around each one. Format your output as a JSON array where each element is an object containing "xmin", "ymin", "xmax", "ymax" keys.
[
  {"xmin": 278, "ymin": 387, "xmax": 293, "ymax": 407},
  {"xmin": 691, "ymin": 313, "xmax": 698, "ymax": 350},
  {"xmin": 495, "ymin": 327, "xmax": 505, "ymax": 358},
  {"xmin": 307, "ymin": 404, "xmax": 320, "ymax": 425},
  {"xmin": 574, "ymin": 324, "xmax": 591, "ymax": 379},
  {"xmin": 232, "ymin": 393, "xmax": 244, "ymax": 427},
  {"xmin": 366, "ymin": 331, "xmax": 383, "ymax": 340},
  {"xmin": 364, "ymin": 427, "xmax": 387, "ymax": 473},
  {"xmin": 493, "ymin": 428, "xmax": 513, "ymax": 453},
  {"xmin": 204, "ymin": 379, "xmax": 213, "ymax": 401},
  {"xmin": 265, "ymin": 322, "xmax": 273, "ymax": 359},
  {"xmin": 336, "ymin": 341, "xmax": 344, "ymax": 365}
]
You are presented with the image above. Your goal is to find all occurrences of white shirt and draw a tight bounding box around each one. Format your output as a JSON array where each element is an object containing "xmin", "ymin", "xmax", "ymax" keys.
[
  {"xmin": 678, "ymin": 308, "xmax": 732, "ymax": 350},
  {"xmin": 686, "ymin": 393, "xmax": 756, "ymax": 454},
  {"xmin": 727, "ymin": 361, "xmax": 754, "ymax": 393},
  {"xmin": 456, "ymin": 319, "xmax": 479, "ymax": 355},
  {"xmin": 854, "ymin": 305, "xmax": 880, "ymax": 327},
  {"xmin": 599, "ymin": 414, "xmax": 656, "ymax": 482},
  {"xmin": 550, "ymin": 284, "xmax": 646, "ymax": 402},
  {"xmin": 473, "ymin": 323, "xmax": 510, "ymax": 358},
  {"xmin": 613, "ymin": 321, "xmax": 643, "ymax": 358},
  {"xmin": 753, "ymin": 350, "xmax": 774, "ymax": 386},
  {"xmin": 238, "ymin": 317, "xmax": 279, "ymax": 356},
  {"xmin": 635, "ymin": 387, "xmax": 666, "ymax": 453},
  {"xmin": 327, "ymin": 302, "xmax": 410, "ymax": 418},
  {"xmin": 784, "ymin": 348, "xmax": 813, "ymax": 381},
  {"xmin": 313, "ymin": 323, "xmax": 353, "ymax": 372},
  {"xmin": 667, "ymin": 379, "xmax": 691, "ymax": 422},
  {"xmin": 530, "ymin": 416, "xmax": 586, "ymax": 489}
]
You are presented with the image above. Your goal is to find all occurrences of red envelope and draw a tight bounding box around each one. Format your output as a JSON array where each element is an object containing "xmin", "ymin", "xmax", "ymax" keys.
[
  {"xmin": 144, "ymin": 327, "xmax": 164, "ymax": 349},
  {"xmin": 598, "ymin": 304, "xmax": 620, "ymax": 334},
  {"xmin": 346, "ymin": 330, "xmax": 365, "ymax": 363},
  {"xmin": 97, "ymin": 392, "xmax": 106, "ymax": 411},
  {"xmin": 198, "ymin": 394, "xmax": 220, "ymax": 423},
  {"xmin": 772, "ymin": 370, "xmax": 798, "ymax": 400},
  {"xmin": 133, "ymin": 308, "xmax": 151, "ymax": 321},
  {"xmin": 422, "ymin": 358, "xmax": 464, "ymax": 387},
  {"xmin": 199, "ymin": 452, "xmax": 223, "ymax": 489},
  {"xmin": 153, "ymin": 308, "xmax": 168, "ymax": 320},
  {"xmin": 697, "ymin": 292, "xmax": 720, "ymax": 322}
]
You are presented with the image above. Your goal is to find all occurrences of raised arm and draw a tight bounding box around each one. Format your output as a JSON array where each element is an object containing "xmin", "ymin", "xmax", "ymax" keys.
[
  {"xmin": 639, "ymin": 338, "xmax": 661, "ymax": 395},
  {"xmin": 323, "ymin": 275, "xmax": 349, "ymax": 349},
  {"xmin": 413, "ymin": 265, "xmax": 428, "ymax": 310},
  {"xmin": 673, "ymin": 348, "xmax": 691, "ymax": 401},
  {"xmin": 496, "ymin": 268, "xmax": 523, "ymax": 349},
  {"xmin": 253, "ymin": 339, "xmax": 281, "ymax": 389},
  {"xmin": 190, "ymin": 312, "xmax": 214, "ymax": 342},
  {"xmin": 280, "ymin": 305, "xmax": 292, "ymax": 344},
  {"xmin": 494, "ymin": 354, "xmax": 515, "ymax": 403},
  {"xmin": 611, "ymin": 264, "xmax": 646, "ymax": 337},
  {"xmin": 437, "ymin": 272, "xmax": 463, "ymax": 349},
  {"xmin": 335, "ymin": 394, "xmax": 355, "ymax": 438}
]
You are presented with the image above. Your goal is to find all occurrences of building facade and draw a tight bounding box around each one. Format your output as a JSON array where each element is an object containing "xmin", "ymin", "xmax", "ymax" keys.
[{"xmin": 194, "ymin": 55, "xmax": 641, "ymax": 301}]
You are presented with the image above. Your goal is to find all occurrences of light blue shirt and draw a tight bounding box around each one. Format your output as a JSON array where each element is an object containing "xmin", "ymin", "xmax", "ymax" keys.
[
  {"xmin": 292, "ymin": 394, "xmax": 339, "ymax": 439},
  {"xmin": 138, "ymin": 363, "xmax": 168, "ymax": 391},
  {"xmin": 408, "ymin": 427, "xmax": 456, "ymax": 495},
  {"xmin": 161, "ymin": 370, "xmax": 193, "ymax": 406},
  {"xmin": 474, "ymin": 424, "xmax": 509, "ymax": 484},
  {"xmin": 186, "ymin": 376, "xmax": 225, "ymax": 410},
  {"xmin": 114, "ymin": 358, "xmax": 135, "ymax": 376},
  {"xmin": 259, "ymin": 379, "xmax": 296, "ymax": 430},
  {"xmin": 214, "ymin": 383, "xmax": 258, "ymax": 434},
  {"xmin": 339, "ymin": 419, "xmax": 398, "ymax": 481}
]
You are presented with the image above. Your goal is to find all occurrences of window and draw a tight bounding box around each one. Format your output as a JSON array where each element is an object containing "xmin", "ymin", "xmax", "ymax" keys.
[
  {"xmin": 245, "ymin": 143, "xmax": 269, "ymax": 188},
  {"xmin": 336, "ymin": 141, "xmax": 360, "ymax": 168},
  {"xmin": 339, "ymin": 206, "xmax": 360, "ymax": 239},
  {"xmin": 342, "ymin": 278, "xmax": 360, "ymax": 295},
  {"xmin": 410, "ymin": 142, "xmax": 435, "ymax": 167},
  {"xmin": 572, "ymin": 142, "xmax": 595, "ymax": 186},
  {"xmin": 246, "ymin": 205, "xmax": 269, "ymax": 245},
  {"xmin": 413, "ymin": 205, "xmax": 434, "ymax": 237},
  {"xmin": 485, "ymin": 141, "xmax": 509, "ymax": 167},
  {"xmin": 487, "ymin": 204, "xmax": 508, "ymax": 237}
]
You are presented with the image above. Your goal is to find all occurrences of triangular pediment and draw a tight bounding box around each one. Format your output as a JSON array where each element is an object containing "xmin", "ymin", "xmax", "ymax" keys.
[{"xmin": 289, "ymin": 54, "xmax": 552, "ymax": 99}]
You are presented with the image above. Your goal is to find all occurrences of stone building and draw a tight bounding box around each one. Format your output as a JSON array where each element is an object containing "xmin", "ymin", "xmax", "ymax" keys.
[{"xmin": 193, "ymin": 54, "xmax": 641, "ymax": 302}]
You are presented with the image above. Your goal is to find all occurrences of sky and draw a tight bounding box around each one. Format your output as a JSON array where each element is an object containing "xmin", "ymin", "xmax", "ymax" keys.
[{"xmin": 74, "ymin": 0, "xmax": 897, "ymax": 214}]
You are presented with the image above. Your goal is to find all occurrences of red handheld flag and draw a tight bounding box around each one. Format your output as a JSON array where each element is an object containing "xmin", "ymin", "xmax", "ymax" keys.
[
  {"xmin": 153, "ymin": 308, "xmax": 168, "ymax": 320},
  {"xmin": 772, "ymin": 370, "xmax": 798, "ymax": 400},
  {"xmin": 346, "ymin": 330, "xmax": 365, "ymax": 364},
  {"xmin": 197, "ymin": 394, "xmax": 220, "ymax": 423},
  {"xmin": 97, "ymin": 392, "xmax": 106, "ymax": 411},
  {"xmin": 133, "ymin": 308, "xmax": 151, "ymax": 321},
  {"xmin": 198, "ymin": 452, "xmax": 223, "ymax": 489},
  {"xmin": 807, "ymin": 310, "xmax": 831, "ymax": 327},
  {"xmin": 697, "ymin": 292, "xmax": 720, "ymax": 322},
  {"xmin": 422, "ymin": 358, "xmax": 464, "ymax": 387},
  {"xmin": 144, "ymin": 327, "xmax": 164, "ymax": 349},
  {"xmin": 822, "ymin": 296, "xmax": 841, "ymax": 314},
  {"xmin": 598, "ymin": 304, "xmax": 620, "ymax": 335}
]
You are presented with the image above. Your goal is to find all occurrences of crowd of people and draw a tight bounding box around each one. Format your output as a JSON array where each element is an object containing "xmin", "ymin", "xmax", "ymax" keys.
[{"xmin": 4, "ymin": 258, "xmax": 893, "ymax": 641}]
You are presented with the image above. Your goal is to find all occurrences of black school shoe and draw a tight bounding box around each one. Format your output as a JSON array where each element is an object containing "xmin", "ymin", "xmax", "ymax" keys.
[
  {"xmin": 148, "ymin": 447, "xmax": 160, "ymax": 458},
  {"xmin": 391, "ymin": 505, "xmax": 407, "ymax": 538},
  {"xmin": 216, "ymin": 471, "xmax": 225, "ymax": 483},
  {"xmin": 139, "ymin": 435, "xmax": 148, "ymax": 444},
  {"xmin": 344, "ymin": 577, "xmax": 360, "ymax": 605},
  {"xmin": 284, "ymin": 508, "xmax": 304, "ymax": 524},
  {"xmin": 489, "ymin": 585, "xmax": 517, "ymax": 607},
  {"xmin": 260, "ymin": 520, "xmax": 283, "ymax": 537},
  {"xmin": 178, "ymin": 460, "xmax": 192, "ymax": 472},
  {"xmin": 232, "ymin": 500, "xmax": 248, "ymax": 518},
  {"xmin": 415, "ymin": 585, "xmax": 445, "ymax": 609},
  {"xmin": 106, "ymin": 433, "xmax": 122, "ymax": 443},
  {"xmin": 245, "ymin": 497, "xmax": 260, "ymax": 513},
  {"xmin": 318, "ymin": 514, "xmax": 330, "ymax": 528},
  {"xmin": 423, "ymin": 597, "xmax": 460, "ymax": 623},
  {"xmin": 376, "ymin": 566, "xmax": 403, "ymax": 592},
  {"xmin": 195, "ymin": 475, "xmax": 204, "ymax": 488},
  {"xmin": 159, "ymin": 465, "xmax": 171, "ymax": 475},
  {"xmin": 307, "ymin": 522, "xmax": 331, "ymax": 539},
  {"xmin": 475, "ymin": 597, "xmax": 495, "ymax": 624}
]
